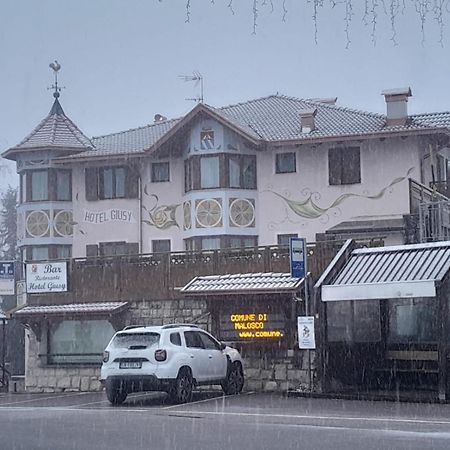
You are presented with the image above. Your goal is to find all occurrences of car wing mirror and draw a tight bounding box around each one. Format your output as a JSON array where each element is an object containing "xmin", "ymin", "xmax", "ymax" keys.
[{"xmin": 220, "ymin": 342, "xmax": 226, "ymax": 351}]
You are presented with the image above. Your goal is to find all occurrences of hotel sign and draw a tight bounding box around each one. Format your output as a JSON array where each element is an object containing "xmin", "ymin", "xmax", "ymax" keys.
[
  {"xmin": 26, "ymin": 262, "xmax": 68, "ymax": 293},
  {"xmin": 219, "ymin": 311, "xmax": 285, "ymax": 341}
]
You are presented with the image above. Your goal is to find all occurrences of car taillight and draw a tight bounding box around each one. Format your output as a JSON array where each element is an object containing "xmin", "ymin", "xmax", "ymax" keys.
[
  {"xmin": 154, "ymin": 349, "xmax": 167, "ymax": 362},
  {"xmin": 102, "ymin": 351, "xmax": 109, "ymax": 363}
]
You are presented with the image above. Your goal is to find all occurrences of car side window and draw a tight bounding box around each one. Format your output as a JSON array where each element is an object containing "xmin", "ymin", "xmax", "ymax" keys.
[
  {"xmin": 170, "ymin": 332, "xmax": 181, "ymax": 346},
  {"xmin": 198, "ymin": 332, "xmax": 221, "ymax": 350},
  {"xmin": 184, "ymin": 331, "xmax": 204, "ymax": 348}
]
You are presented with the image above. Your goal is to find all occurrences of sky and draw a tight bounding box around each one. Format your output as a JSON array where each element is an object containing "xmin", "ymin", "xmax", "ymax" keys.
[{"xmin": 1, "ymin": 0, "xmax": 450, "ymax": 189}]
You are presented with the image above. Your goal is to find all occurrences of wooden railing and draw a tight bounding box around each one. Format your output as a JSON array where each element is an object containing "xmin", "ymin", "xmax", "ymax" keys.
[{"xmin": 21, "ymin": 239, "xmax": 384, "ymax": 307}]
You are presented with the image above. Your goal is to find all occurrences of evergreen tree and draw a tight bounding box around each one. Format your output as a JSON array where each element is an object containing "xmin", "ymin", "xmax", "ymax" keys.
[{"xmin": 0, "ymin": 186, "xmax": 18, "ymax": 261}]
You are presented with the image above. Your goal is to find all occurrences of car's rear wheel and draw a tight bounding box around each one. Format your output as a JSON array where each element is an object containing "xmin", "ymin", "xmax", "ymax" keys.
[
  {"xmin": 221, "ymin": 361, "xmax": 244, "ymax": 395},
  {"xmin": 168, "ymin": 368, "xmax": 193, "ymax": 404},
  {"xmin": 105, "ymin": 379, "xmax": 128, "ymax": 405}
]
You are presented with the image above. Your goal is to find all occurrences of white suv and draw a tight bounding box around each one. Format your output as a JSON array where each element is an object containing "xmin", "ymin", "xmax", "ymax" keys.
[{"xmin": 100, "ymin": 324, "xmax": 244, "ymax": 405}]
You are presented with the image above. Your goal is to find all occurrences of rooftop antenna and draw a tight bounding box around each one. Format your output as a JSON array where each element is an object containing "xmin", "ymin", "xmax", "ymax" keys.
[
  {"xmin": 179, "ymin": 71, "xmax": 204, "ymax": 103},
  {"xmin": 48, "ymin": 60, "xmax": 64, "ymax": 98}
]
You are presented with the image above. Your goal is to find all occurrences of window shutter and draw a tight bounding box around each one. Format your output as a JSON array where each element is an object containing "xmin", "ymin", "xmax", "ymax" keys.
[
  {"xmin": 85, "ymin": 168, "xmax": 99, "ymax": 201},
  {"xmin": 125, "ymin": 166, "xmax": 139, "ymax": 198},
  {"xmin": 328, "ymin": 148, "xmax": 342, "ymax": 185},
  {"xmin": 342, "ymin": 147, "xmax": 361, "ymax": 184},
  {"xmin": 86, "ymin": 245, "xmax": 98, "ymax": 257}
]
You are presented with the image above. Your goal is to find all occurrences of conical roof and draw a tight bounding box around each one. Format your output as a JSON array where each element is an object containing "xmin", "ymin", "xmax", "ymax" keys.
[{"xmin": 3, "ymin": 96, "xmax": 93, "ymax": 159}]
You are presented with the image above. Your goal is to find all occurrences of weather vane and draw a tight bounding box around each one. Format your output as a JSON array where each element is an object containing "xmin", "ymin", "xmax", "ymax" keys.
[
  {"xmin": 48, "ymin": 60, "xmax": 63, "ymax": 98},
  {"xmin": 179, "ymin": 71, "xmax": 204, "ymax": 103}
]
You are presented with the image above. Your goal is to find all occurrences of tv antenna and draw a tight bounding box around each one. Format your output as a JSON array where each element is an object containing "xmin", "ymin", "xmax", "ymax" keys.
[{"xmin": 179, "ymin": 71, "xmax": 204, "ymax": 103}]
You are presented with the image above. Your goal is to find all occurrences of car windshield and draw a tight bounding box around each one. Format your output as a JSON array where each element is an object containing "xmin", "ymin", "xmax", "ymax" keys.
[{"xmin": 111, "ymin": 332, "xmax": 160, "ymax": 349}]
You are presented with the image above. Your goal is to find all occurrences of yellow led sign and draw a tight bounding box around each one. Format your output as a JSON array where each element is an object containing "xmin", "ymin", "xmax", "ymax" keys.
[{"xmin": 220, "ymin": 311, "xmax": 285, "ymax": 340}]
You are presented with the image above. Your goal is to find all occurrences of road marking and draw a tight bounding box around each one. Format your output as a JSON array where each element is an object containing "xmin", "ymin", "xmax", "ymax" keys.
[
  {"xmin": 68, "ymin": 392, "xmax": 160, "ymax": 408},
  {"xmin": 162, "ymin": 391, "xmax": 254, "ymax": 409},
  {"xmin": 156, "ymin": 410, "xmax": 450, "ymax": 426},
  {"xmin": 1, "ymin": 403, "xmax": 449, "ymax": 429},
  {"xmin": 0, "ymin": 391, "xmax": 96, "ymax": 407}
]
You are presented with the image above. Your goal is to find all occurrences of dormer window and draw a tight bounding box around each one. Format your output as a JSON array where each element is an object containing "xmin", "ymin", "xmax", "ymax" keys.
[{"xmin": 200, "ymin": 130, "xmax": 214, "ymax": 150}]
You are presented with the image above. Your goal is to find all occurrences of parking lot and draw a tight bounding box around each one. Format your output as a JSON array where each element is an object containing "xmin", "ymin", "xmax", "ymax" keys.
[{"xmin": 1, "ymin": 389, "xmax": 450, "ymax": 449}]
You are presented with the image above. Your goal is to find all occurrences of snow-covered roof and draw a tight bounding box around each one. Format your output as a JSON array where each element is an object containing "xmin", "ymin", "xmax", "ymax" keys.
[
  {"xmin": 182, "ymin": 272, "xmax": 304, "ymax": 295},
  {"xmin": 322, "ymin": 241, "xmax": 450, "ymax": 301},
  {"xmin": 14, "ymin": 302, "xmax": 128, "ymax": 316}
]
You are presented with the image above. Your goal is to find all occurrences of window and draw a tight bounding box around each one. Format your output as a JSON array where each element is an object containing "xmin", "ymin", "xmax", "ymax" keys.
[
  {"xmin": 201, "ymin": 237, "xmax": 221, "ymax": 250},
  {"xmin": 30, "ymin": 170, "xmax": 49, "ymax": 201},
  {"xmin": 201, "ymin": 156, "xmax": 220, "ymax": 188},
  {"xmin": 275, "ymin": 152, "xmax": 296, "ymax": 174},
  {"xmin": 229, "ymin": 236, "xmax": 258, "ymax": 248},
  {"xmin": 85, "ymin": 166, "xmax": 139, "ymax": 201},
  {"xmin": 229, "ymin": 155, "xmax": 257, "ymax": 189},
  {"xmin": 55, "ymin": 246, "xmax": 71, "ymax": 259},
  {"xmin": 185, "ymin": 154, "xmax": 256, "ymax": 192},
  {"xmin": 48, "ymin": 319, "xmax": 115, "ymax": 364},
  {"xmin": 151, "ymin": 162, "xmax": 170, "ymax": 183},
  {"xmin": 387, "ymin": 298, "xmax": 437, "ymax": 344},
  {"xmin": 327, "ymin": 300, "xmax": 381, "ymax": 343},
  {"xmin": 277, "ymin": 234, "xmax": 298, "ymax": 246},
  {"xmin": 98, "ymin": 241, "xmax": 139, "ymax": 257},
  {"xmin": 170, "ymin": 333, "xmax": 182, "ymax": 346},
  {"xmin": 200, "ymin": 130, "xmax": 214, "ymax": 150},
  {"xmin": 184, "ymin": 235, "xmax": 258, "ymax": 251},
  {"xmin": 328, "ymin": 147, "xmax": 361, "ymax": 185},
  {"xmin": 23, "ymin": 169, "xmax": 72, "ymax": 202},
  {"xmin": 56, "ymin": 170, "xmax": 71, "ymax": 201},
  {"xmin": 184, "ymin": 331, "xmax": 204, "ymax": 348},
  {"xmin": 99, "ymin": 167, "xmax": 125, "ymax": 199},
  {"xmin": 152, "ymin": 240, "xmax": 171, "ymax": 253},
  {"xmin": 26, "ymin": 245, "xmax": 72, "ymax": 261},
  {"xmin": 198, "ymin": 332, "xmax": 221, "ymax": 350},
  {"xmin": 31, "ymin": 246, "xmax": 49, "ymax": 261}
]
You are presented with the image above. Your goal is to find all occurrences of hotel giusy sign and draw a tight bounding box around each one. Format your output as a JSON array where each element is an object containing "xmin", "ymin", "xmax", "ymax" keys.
[{"xmin": 26, "ymin": 262, "xmax": 68, "ymax": 293}]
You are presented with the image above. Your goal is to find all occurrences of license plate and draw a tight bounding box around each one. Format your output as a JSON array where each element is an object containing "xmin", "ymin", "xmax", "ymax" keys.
[{"xmin": 119, "ymin": 361, "xmax": 142, "ymax": 369}]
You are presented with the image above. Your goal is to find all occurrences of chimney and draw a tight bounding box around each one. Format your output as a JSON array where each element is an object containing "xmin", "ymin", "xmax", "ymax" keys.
[
  {"xmin": 299, "ymin": 108, "xmax": 317, "ymax": 133},
  {"xmin": 154, "ymin": 114, "xmax": 167, "ymax": 123},
  {"xmin": 381, "ymin": 87, "xmax": 412, "ymax": 126}
]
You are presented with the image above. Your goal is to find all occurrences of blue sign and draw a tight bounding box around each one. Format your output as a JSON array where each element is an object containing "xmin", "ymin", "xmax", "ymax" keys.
[
  {"xmin": 289, "ymin": 238, "xmax": 306, "ymax": 279},
  {"xmin": 0, "ymin": 261, "xmax": 15, "ymax": 295},
  {"xmin": 0, "ymin": 261, "xmax": 14, "ymax": 278}
]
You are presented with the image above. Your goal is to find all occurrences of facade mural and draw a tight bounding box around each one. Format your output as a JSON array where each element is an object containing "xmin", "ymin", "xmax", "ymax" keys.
[
  {"xmin": 142, "ymin": 193, "xmax": 181, "ymax": 230},
  {"xmin": 265, "ymin": 167, "xmax": 414, "ymax": 227}
]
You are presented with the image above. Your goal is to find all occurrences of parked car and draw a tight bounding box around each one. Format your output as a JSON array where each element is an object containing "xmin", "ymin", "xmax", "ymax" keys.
[{"xmin": 100, "ymin": 324, "xmax": 244, "ymax": 405}]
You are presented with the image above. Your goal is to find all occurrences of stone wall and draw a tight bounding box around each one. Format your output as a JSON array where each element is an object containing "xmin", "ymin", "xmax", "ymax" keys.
[
  {"xmin": 25, "ymin": 330, "xmax": 102, "ymax": 393},
  {"xmin": 241, "ymin": 347, "xmax": 316, "ymax": 392},
  {"xmin": 24, "ymin": 297, "xmax": 317, "ymax": 394}
]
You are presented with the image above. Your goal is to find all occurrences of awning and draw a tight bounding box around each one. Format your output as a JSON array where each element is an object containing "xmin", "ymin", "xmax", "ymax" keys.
[
  {"xmin": 14, "ymin": 302, "xmax": 129, "ymax": 318},
  {"xmin": 181, "ymin": 272, "xmax": 304, "ymax": 296},
  {"xmin": 321, "ymin": 241, "xmax": 450, "ymax": 301}
]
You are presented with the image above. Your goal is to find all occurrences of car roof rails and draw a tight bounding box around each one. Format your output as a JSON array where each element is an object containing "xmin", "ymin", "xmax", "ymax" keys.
[
  {"xmin": 123, "ymin": 325, "xmax": 146, "ymax": 330},
  {"xmin": 161, "ymin": 323, "xmax": 200, "ymax": 330}
]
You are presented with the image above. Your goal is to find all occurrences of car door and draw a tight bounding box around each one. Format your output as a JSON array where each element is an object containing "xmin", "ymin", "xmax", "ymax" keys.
[
  {"xmin": 183, "ymin": 330, "xmax": 209, "ymax": 382},
  {"xmin": 198, "ymin": 331, "xmax": 228, "ymax": 380}
]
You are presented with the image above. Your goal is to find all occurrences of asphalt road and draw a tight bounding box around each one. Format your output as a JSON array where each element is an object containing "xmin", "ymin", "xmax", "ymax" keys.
[{"xmin": 0, "ymin": 390, "xmax": 450, "ymax": 450}]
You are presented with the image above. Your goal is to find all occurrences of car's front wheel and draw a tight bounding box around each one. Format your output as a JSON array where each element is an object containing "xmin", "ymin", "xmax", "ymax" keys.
[
  {"xmin": 168, "ymin": 368, "xmax": 194, "ymax": 404},
  {"xmin": 221, "ymin": 361, "xmax": 244, "ymax": 395},
  {"xmin": 105, "ymin": 379, "xmax": 128, "ymax": 405}
]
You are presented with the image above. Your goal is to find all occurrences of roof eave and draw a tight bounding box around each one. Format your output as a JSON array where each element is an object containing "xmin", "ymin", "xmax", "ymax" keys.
[{"xmin": 268, "ymin": 126, "xmax": 450, "ymax": 148}]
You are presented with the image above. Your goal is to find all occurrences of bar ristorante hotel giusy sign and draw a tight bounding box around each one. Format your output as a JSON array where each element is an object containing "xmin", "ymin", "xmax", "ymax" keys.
[{"xmin": 26, "ymin": 262, "xmax": 68, "ymax": 294}]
